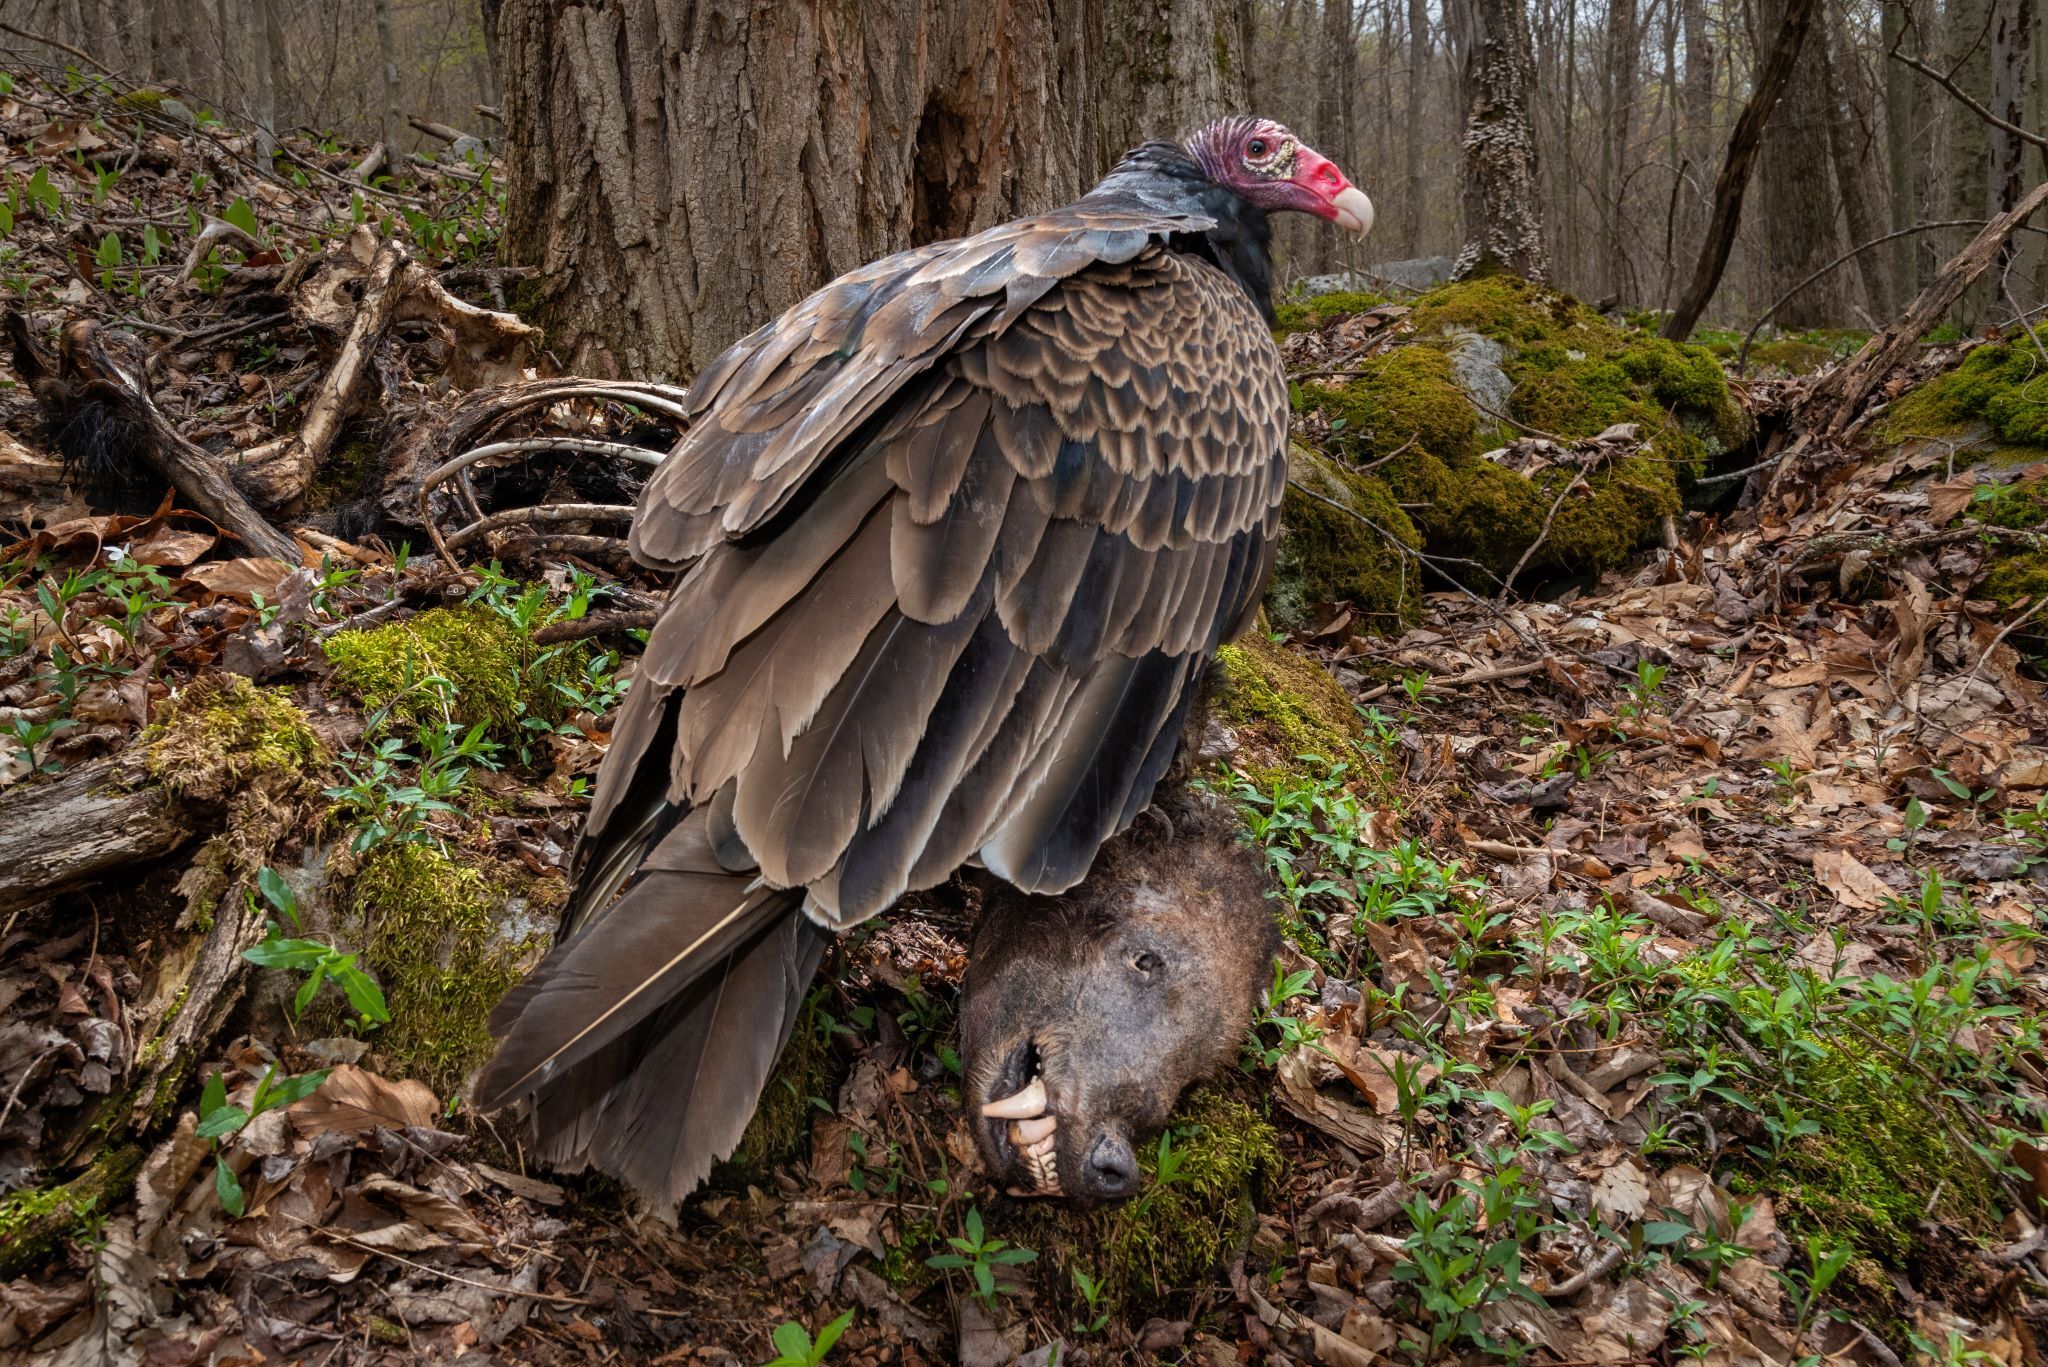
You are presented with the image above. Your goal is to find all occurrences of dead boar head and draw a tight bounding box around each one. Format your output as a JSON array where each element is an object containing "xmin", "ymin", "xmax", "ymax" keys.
[{"xmin": 960, "ymin": 791, "xmax": 1279, "ymax": 1206}]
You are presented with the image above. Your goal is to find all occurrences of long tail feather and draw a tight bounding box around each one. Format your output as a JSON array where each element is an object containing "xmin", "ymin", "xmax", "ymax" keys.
[
  {"xmin": 476, "ymin": 806, "xmax": 793, "ymax": 1111},
  {"xmin": 527, "ymin": 910, "xmax": 827, "ymax": 1207}
]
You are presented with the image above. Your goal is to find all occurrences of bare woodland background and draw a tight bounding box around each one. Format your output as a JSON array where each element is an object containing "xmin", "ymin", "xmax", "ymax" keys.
[{"xmin": 9, "ymin": 0, "xmax": 2046, "ymax": 355}]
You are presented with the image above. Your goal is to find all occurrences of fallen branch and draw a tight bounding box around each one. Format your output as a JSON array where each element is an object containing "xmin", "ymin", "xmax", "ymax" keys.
[
  {"xmin": 5, "ymin": 313, "xmax": 301, "ymax": 563},
  {"xmin": 532, "ymin": 608, "xmax": 662, "ymax": 645},
  {"xmin": 232, "ymin": 239, "xmax": 407, "ymax": 510},
  {"xmin": 0, "ymin": 754, "xmax": 191, "ymax": 915},
  {"xmin": 1806, "ymin": 181, "xmax": 2048, "ymax": 436}
]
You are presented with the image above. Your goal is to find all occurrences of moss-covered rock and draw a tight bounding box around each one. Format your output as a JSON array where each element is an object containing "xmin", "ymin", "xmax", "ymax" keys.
[
  {"xmin": 1882, "ymin": 336, "xmax": 2048, "ymax": 460},
  {"xmin": 1271, "ymin": 444, "xmax": 1420, "ymax": 631},
  {"xmin": 1212, "ymin": 632, "xmax": 1364, "ymax": 788},
  {"xmin": 1280, "ymin": 277, "xmax": 1745, "ymax": 605},
  {"xmin": 344, "ymin": 842, "xmax": 560, "ymax": 1092},
  {"xmin": 323, "ymin": 605, "xmax": 569, "ymax": 743},
  {"xmin": 142, "ymin": 673, "xmax": 325, "ymax": 803},
  {"xmin": 1274, "ymin": 289, "xmax": 1389, "ymax": 336}
]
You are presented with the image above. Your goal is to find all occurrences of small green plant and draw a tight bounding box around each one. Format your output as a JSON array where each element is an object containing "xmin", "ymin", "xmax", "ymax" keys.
[
  {"xmin": 198, "ymin": 1063, "xmax": 331, "ymax": 1216},
  {"xmin": 925, "ymin": 1207, "xmax": 1037, "ymax": 1306},
  {"xmin": 758, "ymin": 1309, "xmax": 854, "ymax": 1367},
  {"xmin": 1070, "ymin": 1266, "xmax": 1112, "ymax": 1334},
  {"xmin": 1243, "ymin": 959, "xmax": 1323, "ymax": 1068},
  {"xmin": 240, "ymin": 867, "xmax": 390, "ymax": 1030}
]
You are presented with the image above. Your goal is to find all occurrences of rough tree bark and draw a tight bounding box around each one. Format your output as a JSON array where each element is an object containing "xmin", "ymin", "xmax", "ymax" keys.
[
  {"xmin": 497, "ymin": 0, "xmax": 1251, "ymax": 381},
  {"xmin": 1661, "ymin": 0, "xmax": 1818, "ymax": 340},
  {"xmin": 1313, "ymin": 0, "xmax": 1358, "ymax": 273},
  {"xmin": 1883, "ymin": 0, "xmax": 1917, "ymax": 298},
  {"xmin": 1403, "ymin": 0, "xmax": 1431, "ymax": 255},
  {"xmin": 1989, "ymin": 0, "xmax": 2035, "ymax": 274},
  {"xmin": 1448, "ymin": 0, "xmax": 1550, "ymax": 281},
  {"xmin": 1822, "ymin": 2, "xmax": 1893, "ymax": 318},
  {"xmin": 1759, "ymin": 0, "xmax": 1842, "ymax": 327}
]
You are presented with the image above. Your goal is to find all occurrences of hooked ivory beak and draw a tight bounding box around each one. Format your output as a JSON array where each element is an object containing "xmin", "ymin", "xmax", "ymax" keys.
[{"xmin": 1330, "ymin": 185, "xmax": 1375, "ymax": 237}]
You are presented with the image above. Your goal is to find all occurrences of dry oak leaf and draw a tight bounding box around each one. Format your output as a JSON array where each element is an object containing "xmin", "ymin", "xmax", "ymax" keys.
[
  {"xmin": 1810, "ymin": 848, "xmax": 1894, "ymax": 912},
  {"xmin": 289, "ymin": 1063, "xmax": 440, "ymax": 1136}
]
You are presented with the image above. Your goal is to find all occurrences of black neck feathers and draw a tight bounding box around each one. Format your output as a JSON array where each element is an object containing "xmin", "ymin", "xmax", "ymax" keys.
[{"xmin": 1084, "ymin": 142, "xmax": 1278, "ymax": 323}]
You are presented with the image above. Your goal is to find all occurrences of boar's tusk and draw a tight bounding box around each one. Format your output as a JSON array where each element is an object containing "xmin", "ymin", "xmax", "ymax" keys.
[
  {"xmin": 980, "ymin": 1077, "xmax": 1048, "ymax": 1118},
  {"xmin": 1009, "ymin": 1115, "xmax": 1057, "ymax": 1144}
]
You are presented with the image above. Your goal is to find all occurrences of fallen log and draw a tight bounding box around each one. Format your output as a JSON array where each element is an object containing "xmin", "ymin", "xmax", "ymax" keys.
[{"xmin": 0, "ymin": 755, "xmax": 192, "ymax": 916}]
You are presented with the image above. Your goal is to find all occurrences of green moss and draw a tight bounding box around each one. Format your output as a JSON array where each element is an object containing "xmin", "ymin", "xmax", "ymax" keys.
[
  {"xmin": 323, "ymin": 605, "xmax": 569, "ymax": 742},
  {"xmin": 0, "ymin": 1147, "xmax": 142, "ymax": 1279},
  {"xmin": 114, "ymin": 88, "xmax": 167, "ymax": 113},
  {"xmin": 142, "ymin": 673, "xmax": 325, "ymax": 803},
  {"xmin": 1281, "ymin": 278, "xmax": 1743, "ymax": 605},
  {"xmin": 1212, "ymin": 632, "xmax": 1364, "ymax": 788},
  {"xmin": 1295, "ymin": 345, "xmax": 1480, "ymax": 464},
  {"xmin": 1882, "ymin": 336, "xmax": 2048, "ymax": 455},
  {"xmin": 1271, "ymin": 444, "xmax": 1420, "ymax": 631},
  {"xmin": 1764, "ymin": 1049, "xmax": 1996, "ymax": 1265},
  {"xmin": 305, "ymin": 433, "xmax": 380, "ymax": 512},
  {"xmin": 731, "ymin": 996, "xmax": 835, "ymax": 1169},
  {"xmin": 1273, "ymin": 289, "xmax": 1391, "ymax": 336},
  {"xmin": 345, "ymin": 842, "xmax": 559, "ymax": 1092},
  {"xmin": 1961, "ymin": 478, "xmax": 2048, "ymax": 530},
  {"xmin": 1088, "ymin": 1086, "xmax": 1283, "ymax": 1303}
]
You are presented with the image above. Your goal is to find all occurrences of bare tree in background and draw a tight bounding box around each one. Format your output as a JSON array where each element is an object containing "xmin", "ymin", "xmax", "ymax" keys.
[
  {"xmin": 496, "ymin": 0, "xmax": 1252, "ymax": 379},
  {"xmin": 1313, "ymin": 0, "xmax": 1358, "ymax": 272},
  {"xmin": 1662, "ymin": 0, "xmax": 1818, "ymax": 338},
  {"xmin": 1403, "ymin": 0, "xmax": 1431, "ymax": 255},
  {"xmin": 1822, "ymin": 1, "xmax": 1893, "ymax": 319},
  {"xmin": 1760, "ymin": 0, "xmax": 1843, "ymax": 327},
  {"xmin": 373, "ymin": 0, "xmax": 402, "ymax": 167},
  {"xmin": 1448, "ymin": 0, "xmax": 1550, "ymax": 280},
  {"xmin": 1883, "ymin": 0, "xmax": 1918, "ymax": 300}
]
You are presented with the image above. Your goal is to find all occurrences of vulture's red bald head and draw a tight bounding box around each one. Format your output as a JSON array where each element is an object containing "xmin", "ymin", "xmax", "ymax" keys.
[{"xmin": 1185, "ymin": 116, "xmax": 1374, "ymax": 236}]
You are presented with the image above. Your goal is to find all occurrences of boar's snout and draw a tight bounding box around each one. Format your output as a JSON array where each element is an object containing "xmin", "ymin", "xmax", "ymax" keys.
[
  {"xmin": 961, "ymin": 801, "xmax": 1277, "ymax": 1205},
  {"xmin": 1078, "ymin": 1130, "xmax": 1139, "ymax": 1201}
]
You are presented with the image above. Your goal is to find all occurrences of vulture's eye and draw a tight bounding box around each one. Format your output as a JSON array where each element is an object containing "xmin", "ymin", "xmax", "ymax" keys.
[
  {"xmin": 1246, "ymin": 138, "xmax": 1268, "ymax": 158},
  {"xmin": 1131, "ymin": 951, "xmax": 1163, "ymax": 976}
]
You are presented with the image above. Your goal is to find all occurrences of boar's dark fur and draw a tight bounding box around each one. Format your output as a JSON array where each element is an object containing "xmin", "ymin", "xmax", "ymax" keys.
[{"xmin": 961, "ymin": 784, "xmax": 1280, "ymax": 1205}]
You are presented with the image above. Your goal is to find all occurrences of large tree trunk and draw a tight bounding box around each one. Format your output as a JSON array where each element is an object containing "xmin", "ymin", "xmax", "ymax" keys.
[
  {"xmin": 1759, "ymin": 0, "xmax": 1841, "ymax": 327},
  {"xmin": 1449, "ymin": 0, "xmax": 1550, "ymax": 281},
  {"xmin": 1679, "ymin": 0, "xmax": 1714, "ymax": 290},
  {"xmin": 1661, "ymin": 0, "xmax": 1817, "ymax": 339},
  {"xmin": 1883, "ymin": 0, "xmax": 1918, "ymax": 301},
  {"xmin": 1989, "ymin": 0, "xmax": 2035, "ymax": 280},
  {"xmin": 1822, "ymin": 0, "xmax": 1892, "ymax": 319},
  {"xmin": 1403, "ymin": 0, "xmax": 1431, "ymax": 255},
  {"xmin": 498, "ymin": 0, "xmax": 1249, "ymax": 381}
]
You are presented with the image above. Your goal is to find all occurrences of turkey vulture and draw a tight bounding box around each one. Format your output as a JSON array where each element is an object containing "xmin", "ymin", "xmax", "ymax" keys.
[{"xmin": 476, "ymin": 116, "xmax": 1372, "ymax": 1207}]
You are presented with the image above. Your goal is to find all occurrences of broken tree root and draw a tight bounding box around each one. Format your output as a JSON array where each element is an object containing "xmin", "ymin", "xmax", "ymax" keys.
[
  {"xmin": 5, "ymin": 312, "xmax": 301, "ymax": 564},
  {"xmin": 234, "ymin": 229, "xmax": 544, "ymax": 513}
]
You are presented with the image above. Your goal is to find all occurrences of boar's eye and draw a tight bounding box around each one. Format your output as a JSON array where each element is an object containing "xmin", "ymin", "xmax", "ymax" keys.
[{"xmin": 1130, "ymin": 950, "xmax": 1163, "ymax": 976}]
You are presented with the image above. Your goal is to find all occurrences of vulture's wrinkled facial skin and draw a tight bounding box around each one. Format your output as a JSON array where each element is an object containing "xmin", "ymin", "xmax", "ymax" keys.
[
  {"xmin": 1186, "ymin": 116, "xmax": 1375, "ymax": 237},
  {"xmin": 961, "ymin": 801, "xmax": 1280, "ymax": 1206}
]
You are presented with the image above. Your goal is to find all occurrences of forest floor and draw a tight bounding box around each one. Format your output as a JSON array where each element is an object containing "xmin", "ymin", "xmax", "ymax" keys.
[{"xmin": 1, "ymin": 58, "xmax": 2045, "ymax": 1367}]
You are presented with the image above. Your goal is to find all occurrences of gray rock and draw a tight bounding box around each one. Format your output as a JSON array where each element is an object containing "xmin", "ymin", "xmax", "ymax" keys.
[
  {"xmin": 1296, "ymin": 256, "xmax": 1455, "ymax": 296},
  {"xmin": 1442, "ymin": 327, "xmax": 1512, "ymax": 420}
]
